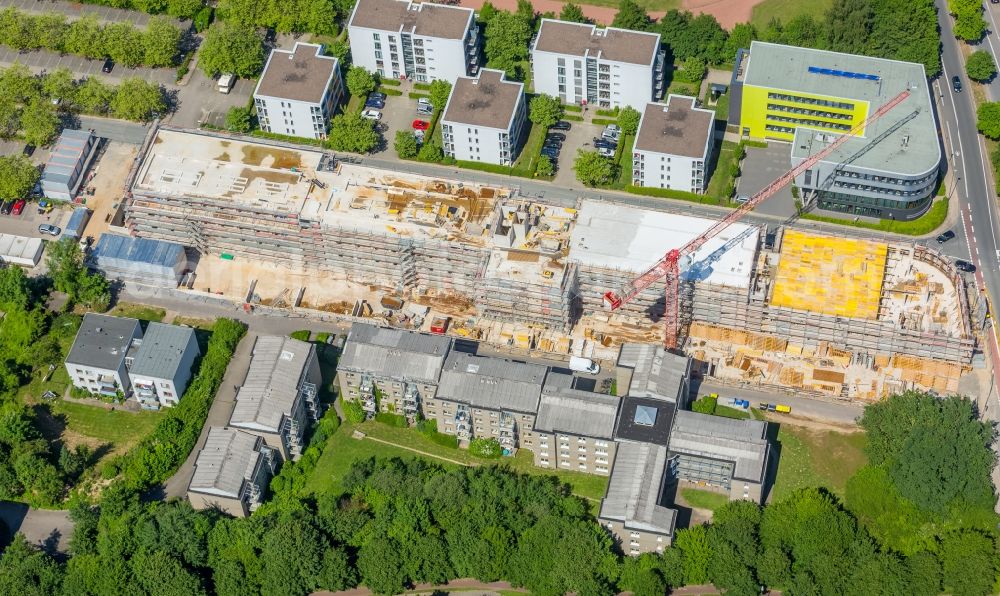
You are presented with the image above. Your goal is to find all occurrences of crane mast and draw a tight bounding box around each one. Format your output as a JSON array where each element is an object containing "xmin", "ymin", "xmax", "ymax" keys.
[{"xmin": 602, "ymin": 89, "xmax": 911, "ymax": 349}]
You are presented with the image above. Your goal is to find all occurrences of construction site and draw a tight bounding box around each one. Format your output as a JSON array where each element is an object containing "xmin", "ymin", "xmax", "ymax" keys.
[{"xmin": 121, "ymin": 127, "xmax": 977, "ymax": 401}]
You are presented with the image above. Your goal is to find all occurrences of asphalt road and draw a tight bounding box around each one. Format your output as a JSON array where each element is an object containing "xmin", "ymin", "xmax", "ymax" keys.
[
  {"xmin": 692, "ymin": 380, "xmax": 863, "ymax": 426},
  {"xmin": 0, "ymin": 501, "xmax": 73, "ymax": 557}
]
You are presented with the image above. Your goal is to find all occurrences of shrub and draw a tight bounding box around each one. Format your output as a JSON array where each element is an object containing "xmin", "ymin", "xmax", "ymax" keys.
[
  {"xmin": 375, "ymin": 412, "xmax": 408, "ymax": 427},
  {"xmin": 692, "ymin": 395, "xmax": 717, "ymax": 415},
  {"xmin": 535, "ymin": 155, "xmax": 554, "ymax": 177},
  {"xmin": 289, "ymin": 330, "xmax": 311, "ymax": 341},
  {"xmin": 343, "ymin": 400, "xmax": 366, "ymax": 424},
  {"xmin": 469, "ymin": 437, "xmax": 503, "ymax": 459},
  {"xmin": 193, "ymin": 6, "xmax": 213, "ymax": 32},
  {"xmin": 315, "ymin": 332, "xmax": 331, "ymax": 344}
]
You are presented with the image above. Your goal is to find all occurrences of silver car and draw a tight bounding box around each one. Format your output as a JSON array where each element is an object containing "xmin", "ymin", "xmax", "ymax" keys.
[{"xmin": 38, "ymin": 223, "xmax": 61, "ymax": 236}]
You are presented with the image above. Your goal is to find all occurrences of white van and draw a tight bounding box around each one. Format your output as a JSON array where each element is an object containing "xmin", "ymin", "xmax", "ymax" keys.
[
  {"xmin": 218, "ymin": 73, "xmax": 235, "ymax": 94},
  {"xmin": 569, "ymin": 356, "xmax": 600, "ymax": 374}
]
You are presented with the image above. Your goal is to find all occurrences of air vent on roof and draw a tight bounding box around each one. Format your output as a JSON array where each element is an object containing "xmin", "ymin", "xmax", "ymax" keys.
[
  {"xmin": 280, "ymin": 350, "xmax": 295, "ymax": 361},
  {"xmin": 466, "ymin": 363, "xmax": 480, "ymax": 373}
]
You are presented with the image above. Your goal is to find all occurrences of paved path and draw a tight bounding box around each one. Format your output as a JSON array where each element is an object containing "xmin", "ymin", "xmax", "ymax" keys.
[
  {"xmin": 0, "ymin": 502, "xmax": 73, "ymax": 557},
  {"xmin": 694, "ymin": 379, "xmax": 863, "ymax": 426}
]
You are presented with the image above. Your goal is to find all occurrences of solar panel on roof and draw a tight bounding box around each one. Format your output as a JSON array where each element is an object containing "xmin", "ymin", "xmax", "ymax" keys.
[{"xmin": 808, "ymin": 65, "xmax": 880, "ymax": 81}]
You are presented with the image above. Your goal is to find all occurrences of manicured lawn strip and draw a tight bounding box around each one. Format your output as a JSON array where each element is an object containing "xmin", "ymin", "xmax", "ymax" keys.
[
  {"xmin": 801, "ymin": 197, "xmax": 948, "ymax": 236},
  {"xmin": 108, "ymin": 302, "xmax": 166, "ymax": 322},
  {"xmin": 713, "ymin": 404, "xmax": 750, "ymax": 420},
  {"xmin": 770, "ymin": 424, "xmax": 867, "ymax": 502},
  {"xmin": 511, "ymin": 120, "xmax": 546, "ymax": 176},
  {"xmin": 680, "ymin": 488, "xmax": 730, "ymax": 511},
  {"xmin": 49, "ymin": 400, "xmax": 163, "ymax": 447},
  {"xmin": 705, "ymin": 140, "xmax": 738, "ymax": 201},
  {"xmin": 750, "ymin": 0, "xmax": 833, "ymax": 28},
  {"xmin": 611, "ymin": 134, "xmax": 635, "ymax": 189}
]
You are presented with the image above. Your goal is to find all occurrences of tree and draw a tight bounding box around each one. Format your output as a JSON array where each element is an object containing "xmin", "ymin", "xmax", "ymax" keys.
[
  {"xmin": 346, "ymin": 66, "xmax": 377, "ymax": 100},
  {"xmin": 75, "ymin": 77, "xmax": 114, "ymax": 114},
  {"xmin": 328, "ymin": 112, "xmax": 379, "ymax": 154},
  {"xmin": 674, "ymin": 56, "xmax": 706, "ymax": 84},
  {"xmin": 130, "ymin": 551, "xmax": 206, "ymax": 595},
  {"xmin": 199, "ymin": 23, "xmax": 265, "ymax": 78},
  {"xmin": 824, "ymin": 0, "xmax": 873, "ymax": 54},
  {"xmin": 417, "ymin": 138, "xmax": 443, "ymax": 162},
  {"xmin": 573, "ymin": 150, "xmax": 614, "ymax": 186},
  {"xmin": 111, "ymin": 78, "xmax": 166, "ymax": 121},
  {"xmin": 394, "ymin": 130, "xmax": 418, "ymax": 159},
  {"xmin": 966, "ymin": 50, "xmax": 996, "ymax": 81},
  {"xmin": 225, "ymin": 106, "xmax": 253, "ymax": 133},
  {"xmin": 357, "ymin": 538, "xmax": 407, "ymax": 595},
  {"xmin": 45, "ymin": 238, "xmax": 110, "ymax": 309},
  {"xmin": 940, "ymin": 530, "xmax": 997, "ymax": 596},
  {"xmin": 977, "ymin": 101, "xmax": 1000, "ymax": 139},
  {"xmin": 478, "ymin": 1, "xmax": 497, "ymax": 23},
  {"xmin": 955, "ymin": 12, "xmax": 987, "ymax": 42},
  {"xmin": 691, "ymin": 394, "xmax": 716, "ymax": 414},
  {"xmin": 723, "ymin": 23, "xmax": 757, "ymax": 63},
  {"xmin": 528, "ymin": 93, "xmax": 563, "ymax": 129},
  {"xmin": 0, "ymin": 534, "xmax": 64, "ymax": 594},
  {"xmin": 618, "ymin": 106, "xmax": 641, "ymax": 135},
  {"xmin": 103, "ymin": 22, "xmax": 145, "ymax": 67},
  {"xmin": 19, "ymin": 100, "xmax": 59, "ymax": 148},
  {"xmin": 41, "ymin": 68, "xmax": 77, "ymax": 105},
  {"xmin": 535, "ymin": 155, "xmax": 554, "ymax": 176},
  {"xmin": 0, "ymin": 154, "xmax": 39, "ymax": 201},
  {"xmin": 611, "ymin": 0, "xmax": 649, "ymax": 31},
  {"xmin": 260, "ymin": 519, "xmax": 325, "ymax": 596},
  {"xmin": 143, "ymin": 16, "xmax": 182, "ymax": 68},
  {"xmin": 674, "ymin": 524, "xmax": 711, "ymax": 585},
  {"xmin": 559, "ymin": 2, "xmax": 587, "ymax": 23},
  {"xmin": 63, "ymin": 16, "xmax": 104, "ymax": 59},
  {"xmin": 483, "ymin": 10, "xmax": 533, "ymax": 79},
  {"xmin": 428, "ymin": 79, "xmax": 452, "ymax": 114}
]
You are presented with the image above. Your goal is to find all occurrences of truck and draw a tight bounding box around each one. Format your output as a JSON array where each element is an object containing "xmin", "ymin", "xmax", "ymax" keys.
[
  {"xmin": 430, "ymin": 316, "xmax": 450, "ymax": 334},
  {"xmin": 218, "ymin": 73, "xmax": 235, "ymax": 94},
  {"xmin": 569, "ymin": 356, "xmax": 600, "ymax": 374}
]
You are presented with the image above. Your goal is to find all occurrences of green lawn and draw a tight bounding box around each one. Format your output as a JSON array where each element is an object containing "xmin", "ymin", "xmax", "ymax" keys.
[
  {"xmin": 714, "ymin": 404, "xmax": 750, "ymax": 420},
  {"xmin": 17, "ymin": 366, "xmax": 72, "ymax": 403},
  {"xmin": 705, "ymin": 140, "xmax": 738, "ymax": 201},
  {"xmin": 770, "ymin": 424, "xmax": 867, "ymax": 502},
  {"xmin": 511, "ymin": 120, "xmax": 547, "ymax": 177},
  {"xmin": 47, "ymin": 400, "xmax": 164, "ymax": 447},
  {"xmin": 802, "ymin": 197, "xmax": 949, "ymax": 236},
  {"xmin": 108, "ymin": 302, "xmax": 166, "ymax": 323},
  {"xmin": 171, "ymin": 316, "xmax": 216, "ymax": 330},
  {"xmin": 681, "ymin": 488, "xmax": 730, "ymax": 511},
  {"xmin": 750, "ymin": 0, "xmax": 833, "ymax": 28}
]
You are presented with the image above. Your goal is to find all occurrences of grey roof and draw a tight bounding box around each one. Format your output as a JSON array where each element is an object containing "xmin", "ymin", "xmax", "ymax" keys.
[
  {"xmin": 91, "ymin": 233, "xmax": 187, "ymax": 283},
  {"xmin": 634, "ymin": 96, "xmax": 714, "ymax": 159},
  {"xmin": 599, "ymin": 441, "xmax": 676, "ymax": 535},
  {"xmin": 442, "ymin": 69, "xmax": 524, "ymax": 130},
  {"xmin": 254, "ymin": 42, "xmax": 339, "ymax": 104},
  {"xmin": 534, "ymin": 372, "xmax": 619, "ymax": 439},
  {"xmin": 743, "ymin": 41, "xmax": 939, "ymax": 176},
  {"xmin": 533, "ymin": 19, "xmax": 661, "ymax": 66},
  {"xmin": 66, "ymin": 313, "xmax": 141, "ymax": 370},
  {"xmin": 42, "ymin": 129, "xmax": 93, "ymax": 186},
  {"xmin": 338, "ymin": 322, "xmax": 451, "ymax": 384},
  {"xmin": 669, "ymin": 410, "xmax": 770, "ymax": 483},
  {"xmin": 436, "ymin": 352, "xmax": 546, "ymax": 414},
  {"xmin": 189, "ymin": 427, "xmax": 263, "ymax": 498},
  {"xmin": 615, "ymin": 396, "xmax": 675, "ymax": 445},
  {"xmin": 618, "ymin": 343, "xmax": 689, "ymax": 402},
  {"xmin": 128, "ymin": 322, "xmax": 197, "ymax": 381},
  {"xmin": 349, "ymin": 0, "xmax": 474, "ymax": 39},
  {"xmin": 230, "ymin": 336, "xmax": 314, "ymax": 432}
]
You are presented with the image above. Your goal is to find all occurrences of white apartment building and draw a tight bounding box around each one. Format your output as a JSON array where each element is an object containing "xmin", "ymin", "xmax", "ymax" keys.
[
  {"xmin": 531, "ymin": 18, "xmax": 665, "ymax": 110},
  {"xmin": 253, "ymin": 42, "xmax": 343, "ymax": 140},
  {"xmin": 127, "ymin": 322, "xmax": 200, "ymax": 410},
  {"xmin": 441, "ymin": 69, "xmax": 527, "ymax": 166},
  {"xmin": 632, "ymin": 96, "xmax": 715, "ymax": 193},
  {"xmin": 65, "ymin": 314, "xmax": 142, "ymax": 397},
  {"xmin": 347, "ymin": 0, "xmax": 479, "ymax": 83}
]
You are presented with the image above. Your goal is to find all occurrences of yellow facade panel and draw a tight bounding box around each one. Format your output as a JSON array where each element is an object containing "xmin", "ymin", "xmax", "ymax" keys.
[{"xmin": 739, "ymin": 84, "xmax": 870, "ymax": 140}]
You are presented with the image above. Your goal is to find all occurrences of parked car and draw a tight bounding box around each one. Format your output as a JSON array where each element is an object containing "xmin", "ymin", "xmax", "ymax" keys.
[
  {"xmin": 37, "ymin": 200, "xmax": 52, "ymax": 214},
  {"xmin": 369, "ymin": 91, "xmax": 386, "ymax": 102},
  {"xmin": 11, "ymin": 199, "xmax": 25, "ymax": 216},
  {"xmin": 597, "ymin": 146, "xmax": 615, "ymax": 157},
  {"xmin": 38, "ymin": 224, "xmax": 60, "ymax": 236},
  {"xmin": 602, "ymin": 128, "xmax": 621, "ymax": 141},
  {"xmin": 551, "ymin": 121, "xmax": 571, "ymax": 131},
  {"xmin": 102, "ymin": 58, "xmax": 114, "ymax": 73},
  {"xmin": 365, "ymin": 94, "xmax": 385, "ymax": 109},
  {"xmin": 417, "ymin": 104, "xmax": 433, "ymax": 116},
  {"xmin": 936, "ymin": 230, "xmax": 955, "ymax": 244},
  {"xmin": 361, "ymin": 109, "xmax": 382, "ymax": 120},
  {"xmin": 543, "ymin": 140, "xmax": 562, "ymax": 149},
  {"xmin": 952, "ymin": 75, "xmax": 962, "ymax": 92},
  {"xmin": 0, "ymin": 200, "xmax": 13, "ymax": 215},
  {"xmin": 541, "ymin": 147, "xmax": 560, "ymax": 159},
  {"xmin": 955, "ymin": 259, "xmax": 976, "ymax": 272},
  {"xmin": 417, "ymin": 98, "xmax": 433, "ymax": 110},
  {"xmin": 412, "ymin": 119, "xmax": 430, "ymax": 130},
  {"xmin": 545, "ymin": 132, "xmax": 566, "ymax": 142}
]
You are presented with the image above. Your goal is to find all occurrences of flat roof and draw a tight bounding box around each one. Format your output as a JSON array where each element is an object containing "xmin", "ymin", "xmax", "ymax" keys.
[
  {"xmin": 599, "ymin": 441, "xmax": 676, "ymax": 535},
  {"xmin": 618, "ymin": 343, "xmax": 688, "ymax": 402},
  {"xmin": 744, "ymin": 41, "xmax": 939, "ymax": 176},
  {"xmin": 349, "ymin": 0, "xmax": 473, "ymax": 40},
  {"xmin": 43, "ymin": 129, "xmax": 93, "ymax": 184},
  {"xmin": 66, "ymin": 314, "xmax": 141, "ymax": 371},
  {"xmin": 189, "ymin": 427, "xmax": 262, "ymax": 498},
  {"xmin": 230, "ymin": 336, "xmax": 313, "ymax": 432},
  {"xmin": 669, "ymin": 410, "xmax": 769, "ymax": 483},
  {"xmin": 129, "ymin": 322, "xmax": 197, "ymax": 381},
  {"xmin": 615, "ymin": 396, "xmax": 675, "ymax": 446},
  {"xmin": 254, "ymin": 43, "xmax": 339, "ymax": 104},
  {"xmin": 436, "ymin": 352, "xmax": 547, "ymax": 414},
  {"xmin": 339, "ymin": 322, "xmax": 451, "ymax": 384},
  {"xmin": 442, "ymin": 69, "xmax": 523, "ymax": 131},
  {"xmin": 634, "ymin": 96, "xmax": 714, "ymax": 159},
  {"xmin": 0, "ymin": 233, "xmax": 43, "ymax": 265},
  {"xmin": 534, "ymin": 372, "xmax": 620, "ymax": 439},
  {"xmin": 569, "ymin": 200, "xmax": 758, "ymax": 289},
  {"xmin": 533, "ymin": 19, "xmax": 661, "ymax": 66}
]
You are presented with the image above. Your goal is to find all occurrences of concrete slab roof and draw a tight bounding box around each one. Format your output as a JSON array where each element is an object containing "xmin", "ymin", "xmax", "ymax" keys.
[
  {"xmin": 618, "ymin": 343, "xmax": 689, "ymax": 402},
  {"xmin": 230, "ymin": 336, "xmax": 313, "ymax": 432},
  {"xmin": 535, "ymin": 372, "xmax": 620, "ymax": 439},
  {"xmin": 65, "ymin": 313, "xmax": 141, "ymax": 371},
  {"xmin": 669, "ymin": 410, "xmax": 770, "ymax": 483}
]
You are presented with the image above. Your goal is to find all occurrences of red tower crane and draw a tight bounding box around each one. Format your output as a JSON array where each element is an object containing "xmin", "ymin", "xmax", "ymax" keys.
[{"xmin": 602, "ymin": 89, "xmax": 912, "ymax": 350}]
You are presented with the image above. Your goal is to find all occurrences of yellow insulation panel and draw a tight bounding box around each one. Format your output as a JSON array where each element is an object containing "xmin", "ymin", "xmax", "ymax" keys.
[{"xmin": 771, "ymin": 230, "xmax": 887, "ymax": 320}]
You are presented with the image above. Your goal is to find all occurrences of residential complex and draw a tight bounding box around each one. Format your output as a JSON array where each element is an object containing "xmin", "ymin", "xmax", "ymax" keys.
[
  {"xmin": 531, "ymin": 18, "xmax": 666, "ymax": 110},
  {"xmin": 65, "ymin": 314, "xmax": 143, "ymax": 397},
  {"xmin": 729, "ymin": 41, "xmax": 940, "ymax": 219},
  {"xmin": 127, "ymin": 322, "xmax": 200, "ymax": 410},
  {"xmin": 441, "ymin": 69, "xmax": 528, "ymax": 166},
  {"xmin": 253, "ymin": 42, "xmax": 343, "ymax": 140},
  {"xmin": 228, "ymin": 335, "xmax": 322, "ymax": 462},
  {"xmin": 632, "ymin": 96, "xmax": 716, "ymax": 193},
  {"xmin": 188, "ymin": 427, "xmax": 278, "ymax": 517},
  {"xmin": 534, "ymin": 373, "xmax": 619, "ymax": 474},
  {"xmin": 41, "ymin": 129, "xmax": 97, "ymax": 201},
  {"xmin": 347, "ymin": 0, "xmax": 479, "ymax": 82}
]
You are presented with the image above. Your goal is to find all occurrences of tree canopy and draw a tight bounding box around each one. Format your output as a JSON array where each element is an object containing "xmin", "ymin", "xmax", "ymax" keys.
[
  {"xmin": 559, "ymin": 2, "xmax": 587, "ymax": 23},
  {"xmin": 482, "ymin": 8, "xmax": 533, "ymax": 81},
  {"xmin": 198, "ymin": 23, "xmax": 265, "ymax": 78},
  {"xmin": 327, "ymin": 112, "xmax": 379, "ymax": 154},
  {"xmin": 573, "ymin": 150, "xmax": 615, "ymax": 187},
  {"xmin": 528, "ymin": 94, "xmax": 563, "ymax": 129},
  {"xmin": 611, "ymin": 0, "xmax": 650, "ymax": 31},
  {"xmin": 966, "ymin": 50, "xmax": 997, "ymax": 82},
  {"xmin": 0, "ymin": 154, "xmax": 39, "ymax": 201},
  {"xmin": 345, "ymin": 66, "xmax": 377, "ymax": 100}
]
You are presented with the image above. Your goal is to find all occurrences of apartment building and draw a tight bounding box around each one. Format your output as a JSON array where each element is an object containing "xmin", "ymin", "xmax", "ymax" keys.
[
  {"xmin": 127, "ymin": 322, "xmax": 200, "ymax": 410},
  {"xmin": 347, "ymin": 0, "xmax": 479, "ymax": 82},
  {"xmin": 188, "ymin": 427, "xmax": 278, "ymax": 517},
  {"xmin": 253, "ymin": 42, "xmax": 343, "ymax": 140},
  {"xmin": 531, "ymin": 18, "xmax": 666, "ymax": 110},
  {"xmin": 229, "ymin": 336, "xmax": 322, "ymax": 462},
  {"xmin": 616, "ymin": 343, "xmax": 692, "ymax": 406},
  {"xmin": 632, "ymin": 96, "xmax": 715, "ymax": 193},
  {"xmin": 533, "ymin": 372, "xmax": 618, "ymax": 475},
  {"xmin": 337, "ymin": 322, "xmax": 451, "ymax": 419},
  {"xmin": 65, "ymin": 314, "xmax": 142, "ymax": 397},
  {"xmin": 441, "ymin": 69, "xmax": 528, "ymax": 166}
]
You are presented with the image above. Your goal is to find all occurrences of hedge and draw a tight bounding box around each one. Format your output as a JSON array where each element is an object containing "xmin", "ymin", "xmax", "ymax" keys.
[
  {"xmin": 408, "ymin": 92, "xmax": 431, "ymax": 99},
  {"xmin": 289, "ymin": 330, "xmax": 310, "ymax": 341},
  {"xmin": 595, "ymin": 108, "xmax": 619, "ymax": 117},
  {"xmin": 413, "ymin": 82, "xmax": 432, "ymax": 90},
  {"xmin": 563, "ymin": 114, "xmax": 584, "ymax": 122},
  {"xmin": 375, "ymin": 412, "xmax": 408, "ymax": 427},
  {"xmin": 592, "ymin": 117, "xmax": 619, "ymax": 126},
  {"xmin": 742, "ymin": 139, "xmax": 768, "ymax": 149},
  {"xmin": 625, "ymin": 184, "xmax": 725, "ymax": 205},
  {"xmin": 381, "ymin": 78, "xmax": 402, "ymax": 87},
  {"xmin": 802, "ymin": 197, "xmax": 949, "ymax": 236},
  {"xmin": 563, "ymin": 104, "xmax": 583, "ymax": 112},
  {"xmin": 379, "ymin": 87, "xmax": 403, "ymax": 96}
]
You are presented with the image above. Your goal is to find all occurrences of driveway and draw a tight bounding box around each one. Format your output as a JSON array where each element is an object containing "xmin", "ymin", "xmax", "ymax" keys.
[
  {"xmin": 0, "ymin": 202, "xmax": 71, "ymax": 239},
  {"xmin": 0, "ymin": 501, "xmax": 73, "ymax": 558},
  {"xmin": 76, "ymin": 116, "xmax": 151, "ymax": 145},
  {"xmin": 379, "ymin": 92, "xmax": 427, "ymax": 154},
  {"xmin": 0, "ymin": 47, "xmax": 178, "ymax": 88},
  {"xmin": 736, "ymin": 142, "xmax": 796, "ymax": 218},
  {"xmin": 552, "ymin": 118, "xmax": 605, "ymax": 189},
  {"xmin": 168, "ymin": 67, "xmax": 256, "ymax": 129}
]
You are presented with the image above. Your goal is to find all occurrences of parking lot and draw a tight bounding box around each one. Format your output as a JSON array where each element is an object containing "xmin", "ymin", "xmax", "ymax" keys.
[
  {"xmin": 0, "ymin": 46, "xmax": 179, "ymax": 88},
  {"xmin": 0, "ymin": 201, "xmax": 72, "ymax": 240},
  {"xmin": 551, "ymin": 118, "xmax": 606, "ymax": 188},
  {"xmin": 736, "ymin": 143, "xmax": 796, "ymax": 218},
  {"xmin": 168, "ymin": 68, "xmax": 257, "ymax": 129},
  {"xmin": 0, "ymin": 0, "xmax": 186, "ymax": 28},
  {"xmin": 374, "ymin": 92, "xmax": 434, "ymax": 153}
]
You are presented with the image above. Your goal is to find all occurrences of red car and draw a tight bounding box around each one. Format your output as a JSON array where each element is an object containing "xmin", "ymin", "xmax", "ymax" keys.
[
  {"xmin": 412, "ymin": 119, "xmax": 430, "ymax": 131},
  {"xmin": 10, "ymin": 199, "xmax": 25, "ymax": 216}
]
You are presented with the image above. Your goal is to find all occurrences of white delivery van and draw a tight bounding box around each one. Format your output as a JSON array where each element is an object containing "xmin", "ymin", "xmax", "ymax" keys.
[
  {"xmin": 569, "ymin": 356, "xmax": 600, "ymax": 374},
  {"xmin": 218, "ymin": 73, "xmax": 235, "ymax": 94}
]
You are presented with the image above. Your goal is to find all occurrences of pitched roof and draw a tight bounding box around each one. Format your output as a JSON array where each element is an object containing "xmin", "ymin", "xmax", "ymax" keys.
[
  {"xmin": 338, "ymin": 322, "xmax": 451, "ymax": 384},
  {"xmin": 669, "ymin": 410, "xmax": 770, "ymax": 483},
  {"xmin": 254, "ymin": 42, "xmax": 339, "ymax": 104},
  {"xmin": 634, "ymin": 96, "xmax": 715, "ymax": 159},
  {"xmin": 599, "ymin": 441, "xmax": 676, "ymax": 535},
  {"xmin": 534, "ymin": 372, "xmax": 619, "ymax": 439},
  {"xmin": 128, "ymin": 322, "xmax": 197, "ymax": 381},
  {"xmin": 349, "ymin": 0, "xmax": 474, "ymax": 40},
  {"xmin": 442, "ymin": 69, "xmax": 524, "ymax": 130},
  {"xmin": 533, "ymin": 19, "xmax": 661, "ymax": 66},
  {"xmin": 65, "ymin": 313, "xmax": 141, "ymax": 371},
  {"xmin": 189, "ymin": 427, "xmax": 263, "ymax": 498},
  {"xmin": 618, "ymin": 343, "xmax": 689, "ymax": 402},
  {"xmin": 436, "ymin": 352, "xmax": 546, "ymax": 414},
  {"xmin": 230, "ymin": 336, "xmax": 314, "ymax": 432}
]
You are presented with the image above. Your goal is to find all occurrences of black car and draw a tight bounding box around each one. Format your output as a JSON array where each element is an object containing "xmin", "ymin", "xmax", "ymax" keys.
[
  {"xmin": 0, "ymin": 200, "xmax": 13, "ymax": 215},
  {"xmin": 955, "ymin": 259, "xmax": 976, "ymax": 272},
  {"xmin": 543, "ymin": 140, "xmax": 562, "ymax": 149},
  {"xmin": 550, "ymin": 121, "xmax": 571, "ymax": 131},
  {"xmin": 541, "ymin": 147, "xmax": 559, "ymax": 159},
  {"xmin": 936, "ymin": 230, "xmax": 956, "ymax": 244},
  {"xmin": 102, "ymin": 58, "xmax": 114, "ymax": 73},
  {"xmin": 546, "ymin": 132, "xmax": 566, "ymax": 142},
  {"xmin": 365, "ymin": 97, "xmax": 385, "ymax": 109},
  {"xmin": 952, "ymin": 75, "xmax": 962, "ymax": 92}
]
